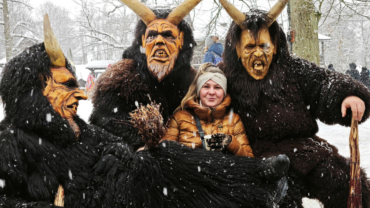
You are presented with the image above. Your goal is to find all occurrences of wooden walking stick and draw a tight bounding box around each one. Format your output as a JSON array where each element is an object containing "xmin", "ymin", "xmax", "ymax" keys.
[
  {"xmin": 347, "ymin": 115, "xmax": 362, "ymax": 208},
  {"xmin": 54, "ymin": 185, "xmax": 64, "ymax": 207}
]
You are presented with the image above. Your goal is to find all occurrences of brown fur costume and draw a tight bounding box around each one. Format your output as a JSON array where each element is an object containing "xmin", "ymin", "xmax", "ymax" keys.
[
  {"xmin": 220, "ymin": 10, "xmax": 370, "ymax": 208},
  {"xmin": 90, "ymin": 10, "xmax": 197, "ymax": 151}
]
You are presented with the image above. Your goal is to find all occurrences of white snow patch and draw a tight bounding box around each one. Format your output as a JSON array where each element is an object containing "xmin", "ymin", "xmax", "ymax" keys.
[
  {"xmin": 68, "ymin": 170, "xmax": 73, "ymax": 180},
  {"xmin": 46, "ymin": 113, "xmax": 52, "ymax": 122},
  {"xmin": 0, "ymin": 179, "xmax": 5, "ymax": 188}
]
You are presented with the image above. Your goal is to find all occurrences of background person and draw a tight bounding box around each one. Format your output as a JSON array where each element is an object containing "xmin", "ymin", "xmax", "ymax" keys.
[
  {"xmin": 345, "ymin": 62, "xmax": 360, "ymax": 81},
  {"xmin": 328, "ymin": 63, "xmax": 335, "ymax": 71},
  {"xmin": 361, "ymin": 66, "xmax": 370, "ymax": 89},
  {"xmin": 202, "ymin": 35, "xmax": 224, "ymax": 65}
]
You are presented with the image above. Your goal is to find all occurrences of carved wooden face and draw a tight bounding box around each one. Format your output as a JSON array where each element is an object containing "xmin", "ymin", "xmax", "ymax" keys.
[
  {"xmin": 236, "ymin": 25, "xmax": 276, "ymax": 80},
  {"xmin": 43, "ymin": 67, "xmax": 87, "ymax": 120},
  {"xmin": 142, "ymin": 19, "xmax": 184, "ymax": 82}
]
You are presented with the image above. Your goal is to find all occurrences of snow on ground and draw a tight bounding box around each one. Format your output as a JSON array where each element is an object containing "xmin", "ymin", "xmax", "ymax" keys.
[{"xmin": 0, "ymin": 99, "xmax": 369, "ymax": 207}]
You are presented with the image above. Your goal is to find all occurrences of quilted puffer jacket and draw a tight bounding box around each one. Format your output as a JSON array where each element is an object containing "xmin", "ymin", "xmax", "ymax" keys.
[{"xmin": 162, "ymin": 95, "xmax": 254, "ymax": 157}]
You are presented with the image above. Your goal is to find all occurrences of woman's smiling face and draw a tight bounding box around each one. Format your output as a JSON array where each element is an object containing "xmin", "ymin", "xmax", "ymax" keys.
[{"xmin": 199, "ymin": 80, "xmax": 225, "ymax": 107}]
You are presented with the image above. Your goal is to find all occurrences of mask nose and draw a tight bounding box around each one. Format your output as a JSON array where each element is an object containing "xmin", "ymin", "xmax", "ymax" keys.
[
  {"xmin": 254, "ymin": 47, "xmax": 263, "ymax": 57},
  {"xmin": 74, "ymin": 89, "xmax": 88, "ymax": 100},
  {"xmin": 155, "ymin": 35, "xmax": 165, "ymax": 46}
]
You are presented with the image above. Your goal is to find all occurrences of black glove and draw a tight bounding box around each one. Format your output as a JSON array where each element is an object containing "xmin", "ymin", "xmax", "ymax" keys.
[
  {"xmin": 206, "ymin": 133, "xmax": 232, "ymax": 151},
  {"xmin": 93, "ymin": 154, "xmax": 119, "ymax": 175},
  {"xmin": 260, "ymin": 154, "xmax": 290, "ymax": 182}
]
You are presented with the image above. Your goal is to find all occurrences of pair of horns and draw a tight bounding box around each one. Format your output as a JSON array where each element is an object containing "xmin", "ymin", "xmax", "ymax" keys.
[
  {"xmin": 219, "ymin": 0, "xmax": 289, "ymax": 29},
  {"xmin": 44, "ymin": 14, "xmax": 66, "ymax": 67},
  {"xmin": 119, "ymin": 0, "xmax": 201, "ymax": 26}
]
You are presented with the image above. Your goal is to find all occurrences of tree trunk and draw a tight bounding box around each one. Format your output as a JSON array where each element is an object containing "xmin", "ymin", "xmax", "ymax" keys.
[
  {"xmin": 289, "ymin": 0, "xmax": 320, "ymax": 65},
  {"xmin": 2, "ymin": 0, "xmax": 13, "ymax": 62}
]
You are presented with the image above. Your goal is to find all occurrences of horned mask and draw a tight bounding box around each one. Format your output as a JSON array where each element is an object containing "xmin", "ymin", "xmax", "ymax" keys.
[
  {"xmin": 119, "ymin": 0, "xmax": 201, "ymax": 82},
  {"xmin": 220, "ymin": 0, "xmax": 288, "ymax": 80},
  {"xmin": 42, "ymin": 14, "xmax": 87, "ymax": 139}
]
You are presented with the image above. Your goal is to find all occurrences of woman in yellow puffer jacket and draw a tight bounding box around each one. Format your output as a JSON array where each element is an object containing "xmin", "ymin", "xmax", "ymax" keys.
[{"xmin": 161, "ymin": 63, "xmax": 254, "ymax": 157}]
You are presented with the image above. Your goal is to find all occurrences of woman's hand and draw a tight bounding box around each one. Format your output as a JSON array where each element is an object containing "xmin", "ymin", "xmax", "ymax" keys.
[
  {"xmin": 207, "ymin": 133, "xmax": 232, "ymax": 151},
  {"xmin": 341, "ymin": 96, "xmax": 365, "ymax": 121}
]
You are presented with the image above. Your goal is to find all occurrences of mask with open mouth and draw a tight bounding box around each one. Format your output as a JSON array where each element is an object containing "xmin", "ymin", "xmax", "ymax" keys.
[
  {"xmin": 219, "ymin": 0, "xmax": 288, "ymax": 80},
  {"xmin": 142, "ymin": 20, "xmax": 184, "ymax": 82},
  {"xmin": 43, "ymin": 67, "xmax": 88, "ymax": 138},
  {"xmin": 236, "ymin": 26, "xmax": 276, "ymax": 80}
]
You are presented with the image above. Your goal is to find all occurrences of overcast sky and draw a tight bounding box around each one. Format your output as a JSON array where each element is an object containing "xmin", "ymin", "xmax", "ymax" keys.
[{"xmin": 29, "ymin": 0, "xmax": 80, "ymax": 14}]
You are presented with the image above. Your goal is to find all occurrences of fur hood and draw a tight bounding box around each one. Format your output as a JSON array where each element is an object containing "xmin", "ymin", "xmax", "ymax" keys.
[{"xmin": 0, "ymin": 43, "xmax": 79, "ymax": 146}]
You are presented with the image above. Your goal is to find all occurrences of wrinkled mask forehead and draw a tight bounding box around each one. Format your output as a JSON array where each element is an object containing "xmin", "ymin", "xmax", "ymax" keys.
[{"xmin": 145, "ymin": 19, "xmax": 180, "ymax": 38}]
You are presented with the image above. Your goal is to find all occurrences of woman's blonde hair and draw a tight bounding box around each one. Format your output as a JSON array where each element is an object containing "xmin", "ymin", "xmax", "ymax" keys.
[{"xmin": 175, "ymin": 63, "xmax": 226, "ymax": 112}]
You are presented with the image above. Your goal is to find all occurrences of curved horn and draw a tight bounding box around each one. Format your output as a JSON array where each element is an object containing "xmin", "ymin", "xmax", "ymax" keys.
[
  {"xmin": 44, "ymin": 14, "xmax": 65, "ymax": 67},
  {"xmin": 166, "ymin": 0, "xmax": 202, "ymax": 26},
  {"xmin": 219, "ymin": 0, "xmax": 247, "ymax": 30},
  {"xmin": 119, "ymin": 0, "xmax": 156, "ymax": 25},
  {"xmin": 266, "ymin": 0, "xmax": 289, "ymax": 27}
]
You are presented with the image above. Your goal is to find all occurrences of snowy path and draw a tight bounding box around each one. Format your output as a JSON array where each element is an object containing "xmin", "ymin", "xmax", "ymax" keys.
[{"xmin": 1, "ymin": 100, "xmax": 369, "ymax": 207}]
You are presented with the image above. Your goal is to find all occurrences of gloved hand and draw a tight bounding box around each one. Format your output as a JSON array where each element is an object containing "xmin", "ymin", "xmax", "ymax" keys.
[
  {"xmin": 260, "ymin": 154, "xmax": 290, "ymax": 182},
  {"xmin": 93, "ymin": 154, "xmax": 119, "ymax": 175},
  {"xmin": 206, "ymin": 133, "xmax": 232, "ymax": 152}
]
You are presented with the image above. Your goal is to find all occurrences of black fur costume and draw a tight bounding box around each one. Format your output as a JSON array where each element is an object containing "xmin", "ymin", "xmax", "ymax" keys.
[
  {"xmin": 90, "ymin": 10, "xmax": 197, "ymax": 151},
  {"xmin": 220, "ymin": 10, "xmax": 370, "ymax": 207},
  {"xmin": 0, "ymin": 43, "xmax": 285, "ymax": 207}
]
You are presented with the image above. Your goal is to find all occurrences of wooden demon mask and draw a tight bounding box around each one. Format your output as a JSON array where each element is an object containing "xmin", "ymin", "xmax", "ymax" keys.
[
  {"xmin": 42, "ymin": 14, "xmax": 87, "ymax": 138},
  {"xmin": 120, "ymin": 0, "xmax": 201, "ymax": 82},
  {"xmin": 220, "ymin": 0, "xmax": 288, "ymax": 80}
]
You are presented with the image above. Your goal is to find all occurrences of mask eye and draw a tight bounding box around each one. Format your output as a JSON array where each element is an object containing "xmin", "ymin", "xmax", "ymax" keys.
[
  {"xmin": 245, "ymin": 44, "xmax": 255, "ymax": 50},
  {"xmin": 63, "ymin": 80, "xmax": 78, "ymax": 88},
  {"xmin": 147, "ymin": 35, "xmax": 157, "ymax": 42}
]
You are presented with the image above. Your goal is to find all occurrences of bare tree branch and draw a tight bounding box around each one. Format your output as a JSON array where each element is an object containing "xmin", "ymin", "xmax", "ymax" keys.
[
  {"xmin": 340, "ymin": 0, "xmax": 370, "ymax": 20},
  {"xmin": 11, "ymin": 21, "xmax": 34, "ymax": 33},
  {"xmin": 11, "ymin": 33, "xmax": 41, "ymax": 42},
  {"xmin": 83, "ymin": 33, "xmax": 130, "ymax": 49},
  {"xmin": 8, "ymin": 0, "xmax": 33, "ymax": 10}
]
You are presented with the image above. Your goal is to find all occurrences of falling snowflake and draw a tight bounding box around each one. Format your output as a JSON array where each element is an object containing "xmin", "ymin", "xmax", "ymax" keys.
[
  {"xmin": 68, "ymin": 170, "xmax": 73, "ymax": 180},
  {"xmin": 0, "ymin": 179, "xmax": 5, "ymax": 188},
  {"xmin": 46, "ymin": 113, "xmax": 52, "ymax": 122}
]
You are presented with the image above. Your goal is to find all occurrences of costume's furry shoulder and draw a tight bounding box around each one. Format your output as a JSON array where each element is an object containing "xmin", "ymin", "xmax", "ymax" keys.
[{"xmin": 92, "ymin": 59, "xmax": 149, "ymax": 103}]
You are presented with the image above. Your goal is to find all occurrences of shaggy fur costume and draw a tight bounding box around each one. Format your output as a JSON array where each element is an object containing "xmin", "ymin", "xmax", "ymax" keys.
[
  {"xmin": 90, "ymin": 10, "xmax": 197, "ymax": 151},
  {"xmin": 0, "ymin": 43, "xmax": 284, "ymax": 208},
  {"xmin": 220, "ymin": 10, "xmax": 370, "ymax": 208}
]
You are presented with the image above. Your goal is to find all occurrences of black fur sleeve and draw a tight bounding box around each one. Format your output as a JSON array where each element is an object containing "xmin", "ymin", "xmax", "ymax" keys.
[
  {"xmin": 0, "ymin": 196, "xmax": 59, "ymax": 208},
  {"xmin": 0, "ymin": 124, "xmax": 56, "ymax": 207},
  {"xmin": 288, "ymin": 57, "xmax": 370, "ymax": 126}
]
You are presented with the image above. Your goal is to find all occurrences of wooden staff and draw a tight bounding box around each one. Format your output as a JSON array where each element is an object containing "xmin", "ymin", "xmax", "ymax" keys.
[
  {"xmin": 54, "ymin": 185, "xmax": 64, "ymax": 207},
  {"xmin": 347, "ymin": 115, "xmax": 362, "ymax": 208}
]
